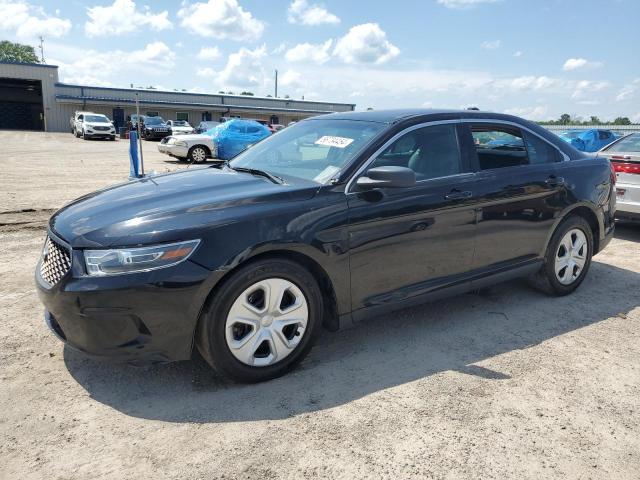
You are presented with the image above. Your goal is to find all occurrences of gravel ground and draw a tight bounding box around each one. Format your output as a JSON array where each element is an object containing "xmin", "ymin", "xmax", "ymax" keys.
[{"xmin": 1, "ymin": 131, "xmax": 639, "ymax": 480}]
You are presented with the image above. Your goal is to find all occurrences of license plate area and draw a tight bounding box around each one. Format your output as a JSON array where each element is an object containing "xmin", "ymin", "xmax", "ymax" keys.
[{"xmin": 616, "ymin": 188, "xmax": 626, "ymax": 198}]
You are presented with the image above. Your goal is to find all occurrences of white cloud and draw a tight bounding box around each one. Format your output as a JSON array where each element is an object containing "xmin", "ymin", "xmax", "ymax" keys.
[
  {"xmin": 503, "ymin": 105, "xmax": 549, "ymax": 121},
  {"xmin": 615, "ymin": 78, "xmax": 640, "ymax": 102},
  {"xmin": 196, "ymin": 46, "xmax": 221, "ymax": 61},
  {"xmin": 562, "ymin": 57, "xmax": 603, "ymax": 71},
  {"xmin": 84, "ymin": 0, "xmax": 171, "ymax": 37},
  {"xmin": 216, "ymin": 45, "xmax": 267, "ymax": 90},
  {"xmin": 333, "ymin": 23, "xmax": 399, "ymax": 65},
  {"xmin": 178, "ymin": 0, "xmax": 264, "ymax": 41},
  {"xmin": 571, "ymin": 80, "xmax": 609, "ymax": 99},
  {"xmin": 196, "ymin": 67, "xmax": 216, "ymax": 77},
  {"xmin": 513, "ymin": 50, "xmax": 523, "ymax": 57},
  {"xmin": 0, "ymin": 1, "xmax": 71, "ymax": 39},
  {"xmin": 481, "ymin": 40, "xmax": 501, "ymax": 50},
  {"xmin": 54, "ymin": 42, "xmax": 176, "ymax": 85},
  {"xmin": 287, "ymin": 0, "xmax": 340, "ymax": 26},
  {"xmin": 631, "ymin": 112, "xmax": 640, "ymax": 123},
  {"xmin": 279, "ymin": 69, "xmax": 303, "ymax": 88},
  {"xmin": 285, "ymin": 40, "xmax": 333, "ymax": 64},
  {"xmin": 437, "ymin": 0, "xmax": 500, "ymax": 8},
  {"xmin": 494, "ymin": 75, "xmax": 562, "ymax": 92}
]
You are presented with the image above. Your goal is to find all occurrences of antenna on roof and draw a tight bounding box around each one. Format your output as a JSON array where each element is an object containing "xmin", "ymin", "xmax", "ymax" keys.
[{"xmin": 38, "ymin": 36, "xmax": 45, "ymax": 64}]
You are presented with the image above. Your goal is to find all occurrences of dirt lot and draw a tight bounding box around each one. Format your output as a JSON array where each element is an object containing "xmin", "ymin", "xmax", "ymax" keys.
[{"xmin": 1, "ymin": 131, "xmax": 639, "ymax": 480}]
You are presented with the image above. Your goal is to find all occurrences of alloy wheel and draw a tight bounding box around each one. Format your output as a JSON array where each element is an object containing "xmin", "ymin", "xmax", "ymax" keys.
[
  {"xmin": 225, "ymin": 278, "xmax": 308, "ymax": 367},
  {"xmin": 191, "ymin": 147, "xmax": 206, "ymax": 162},
  {"xmin": 554, "ymin": 228, "xmax": 587, "ymax": 285}
]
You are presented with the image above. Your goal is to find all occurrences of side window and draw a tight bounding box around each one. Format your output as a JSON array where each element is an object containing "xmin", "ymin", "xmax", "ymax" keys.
[
  {"xmin": 523, "ymin": 131, "xmax": 561, "ymax": 164},
  {"xmin": 471, "ymin": 125, "xmax": 527, "ymax": 170},
  {"xmin": 371, "ymin": 124, "xmax": 461, "ymax": 180},
  {"xmin": 598, "ymin": 130, "xmax": 611, "ymax": 140},
  {"xmin": 78, "ymin": 114, "xmax": 83, "ymax": 121}
]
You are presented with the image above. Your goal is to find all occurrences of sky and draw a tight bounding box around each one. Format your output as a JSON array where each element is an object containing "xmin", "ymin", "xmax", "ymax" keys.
[{"xmin": 1, "ymin": 0, "xmax": 639, "ymax": 122}]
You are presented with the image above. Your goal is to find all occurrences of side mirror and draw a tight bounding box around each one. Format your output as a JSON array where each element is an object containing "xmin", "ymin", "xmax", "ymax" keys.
[{"xmin": 356, "ymin": 166, "xmax": 416, "ymax": 189}]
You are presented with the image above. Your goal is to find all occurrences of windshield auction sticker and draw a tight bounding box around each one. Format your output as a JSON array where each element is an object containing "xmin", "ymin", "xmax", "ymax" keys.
[{"xmin": 314, "ymin": 136, "xmax": 354, "ymax": 148}]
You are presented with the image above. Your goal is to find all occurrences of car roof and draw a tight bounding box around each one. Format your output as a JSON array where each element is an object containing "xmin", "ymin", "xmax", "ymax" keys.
[{"xmin": 308, "ymin": 108, "xmax": 530, "ymax": 125}]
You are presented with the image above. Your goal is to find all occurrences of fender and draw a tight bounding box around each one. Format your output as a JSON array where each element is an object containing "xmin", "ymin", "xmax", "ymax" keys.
[{"xmin": 539, "ymin": 201, "xmax": 604, "ymax": 258}]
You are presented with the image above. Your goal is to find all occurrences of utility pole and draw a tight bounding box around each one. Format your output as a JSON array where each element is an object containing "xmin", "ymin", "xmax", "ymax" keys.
[
  {"xmin": 38, "ymin": 36, "xmax": 45, "ymax": 63},
  {"xmin": 274, "ymin": 69, "xmax": 278, "ymax": 98}
]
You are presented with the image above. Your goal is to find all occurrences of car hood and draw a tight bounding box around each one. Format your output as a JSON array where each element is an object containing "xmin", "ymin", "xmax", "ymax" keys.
[
  {"xmin": 50, "ymin": 167, "xmax": 319, "ymax": 248},
  {"xmin": 85, "ymin": 122, "xmax": 113, "ymax": 127},
  {"xmin": 146, "ymin": 124, "xmax": 169, "ymax": 129}
]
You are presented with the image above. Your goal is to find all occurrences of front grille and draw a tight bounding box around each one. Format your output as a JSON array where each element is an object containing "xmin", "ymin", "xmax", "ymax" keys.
[
  {"xmin": 40, "ymin": 236, "xmax": 72, "ymax": 286},
  {"xmin": 94, "ymin": 126, "xmax": 110, "ymax": 131}
]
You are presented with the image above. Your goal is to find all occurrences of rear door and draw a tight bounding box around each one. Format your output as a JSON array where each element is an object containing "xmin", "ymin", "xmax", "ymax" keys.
[{"xmin": 463, "ymin": 121, "xmax": 566, "ymax": 270}]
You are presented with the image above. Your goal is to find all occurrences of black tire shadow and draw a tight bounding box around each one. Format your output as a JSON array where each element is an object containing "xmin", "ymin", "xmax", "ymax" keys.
[
  {"xmin": 614, "ymin": 222, "xmax": 640, "ymax": 242},
  {"xmin": 64, "ymin": 261, "xmax": 639, "ymax": 423}
]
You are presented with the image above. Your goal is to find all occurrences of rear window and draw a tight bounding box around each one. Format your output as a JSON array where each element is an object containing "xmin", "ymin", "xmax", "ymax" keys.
[{"xmin": 605, "ymin": 134, "xmax": 640, "ymax": 153}]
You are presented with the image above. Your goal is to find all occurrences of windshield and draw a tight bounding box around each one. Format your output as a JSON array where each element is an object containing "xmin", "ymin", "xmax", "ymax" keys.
[
  {"xmin": 145, "ymin": 117, "xmax": 165, "ymax": 125},
  {"xmin": 605, "ymin": 133, "xmax": 640, "ymax": 153},
  {"xmin": 229, "ymin": 119, "xmax": 385, "ymax": 184},
  {"xmin": 85, "ymin": 115, "xmax": 109, "ymax": 123}
]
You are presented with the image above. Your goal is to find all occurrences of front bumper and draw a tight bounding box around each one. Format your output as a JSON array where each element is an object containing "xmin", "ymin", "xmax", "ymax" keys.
[
  {"xmin": 86, "ymin": 131, "xmax": 116, "ymax": 138},
  {"xmin": 157, "ymin": 142, "xmax": 189, "ymax": 158},
  {"xmin": 35, "ymin": 234, "xmax": 215, "ymax": 363}
]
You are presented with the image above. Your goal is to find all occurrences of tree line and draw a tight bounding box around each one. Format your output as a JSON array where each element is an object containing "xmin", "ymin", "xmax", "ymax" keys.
[{"xmin": 538, "ymin": 113, "xmax": 634, "ymax": 126}]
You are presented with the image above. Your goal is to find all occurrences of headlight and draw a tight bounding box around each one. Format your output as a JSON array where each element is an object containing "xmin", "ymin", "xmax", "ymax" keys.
[{"xmin": 84, "ymin": 239, "xmax": 200, "ymax": 276}]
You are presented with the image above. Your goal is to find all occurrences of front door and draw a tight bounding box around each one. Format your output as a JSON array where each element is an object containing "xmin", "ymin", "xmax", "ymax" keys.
[
  {"xmin": 463, "ymin": 122, "xmax": 566, "ymax": 270},
  {"xmin": 347, "ymin": 122, "xmax": 477, "ymax": 314},
  {"xmin": 112, "ymin": 108, "xmax": 124, "ymax": 130}
]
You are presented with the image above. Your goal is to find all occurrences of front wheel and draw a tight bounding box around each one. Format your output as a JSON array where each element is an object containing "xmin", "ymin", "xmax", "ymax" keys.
[
  {"xmin": 82, "ymin": 130, "xmax": 89, "ymax": 140},
  {"xmin": 530, "ymin": 215, "xmax": 593, "ymax": 296},
  {"xmin": 196, "ymin": 259, "xmax": 323, "ymax": 382},
  {"xmin": 188, "ymin": 145, "xmax": 208, "ymax": 163}
]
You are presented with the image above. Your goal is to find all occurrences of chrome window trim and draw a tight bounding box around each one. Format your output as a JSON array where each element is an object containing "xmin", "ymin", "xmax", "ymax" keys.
[
  {"xmin": 345, "ymin": 119, "xmax": 462, "ymax": 194},
  {"xmin": 460, "ymin": 118, "xmax": 570, "ymax": 162}
]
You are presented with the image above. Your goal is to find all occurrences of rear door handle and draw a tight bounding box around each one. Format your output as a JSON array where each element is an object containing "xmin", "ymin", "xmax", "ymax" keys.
[
  {"xmin": 545, "ymin": 176, "xmax": 565, "ymax": 187},
  {"xmin": 444, "ymin": 189, "xmax": 473, "ymax": 200}
]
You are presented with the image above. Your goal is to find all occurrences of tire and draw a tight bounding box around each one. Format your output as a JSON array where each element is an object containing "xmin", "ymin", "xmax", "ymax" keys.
[
  {"xmin": 74, "ymin": 128, "xmax": 80, "ymax": 138},
  {"xmin": 529, "ymin": 215, "xmax": 593, "ymax": 296},
  {"xmin": 196, "ymin": 259, "xmax": 323, "ymax": 383},
  {"xmin": 82, "ymin": 130, "xmax": 89, "ymax": 140},
  {"xmin": 110, "ymin": 136, "xmax": 116, "ymax": 141},
  {"xmin": 188, "ymin": 145, "xmax": 208, "ymax": 163}
]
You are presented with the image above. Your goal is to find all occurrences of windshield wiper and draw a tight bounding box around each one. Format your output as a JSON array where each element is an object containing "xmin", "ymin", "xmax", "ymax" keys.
[{"xmin": 227, "ymin": 166, "xmax": 285, "ymax": 185}]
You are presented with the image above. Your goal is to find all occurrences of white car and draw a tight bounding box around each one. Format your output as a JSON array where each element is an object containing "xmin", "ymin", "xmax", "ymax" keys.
[
  {"xmin": 158, "ymin": 134, "xmax": 216, "ymax": 163},
  {"xmin": 73, "ymin": 113, "xmax": 116, "ymax": 140},
  {"xmin": 597, "ymin": 132, "xmax": 640, "ymax": 222},
  {"xmin": 166, "ymin": 120, "xmax": 194, "ymax": 135}
]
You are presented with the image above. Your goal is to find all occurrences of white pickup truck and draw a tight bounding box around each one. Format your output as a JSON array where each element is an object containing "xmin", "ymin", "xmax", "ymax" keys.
[{"xmin": 71, "ymin": 111, "xmax": 116, "ymax": 140}]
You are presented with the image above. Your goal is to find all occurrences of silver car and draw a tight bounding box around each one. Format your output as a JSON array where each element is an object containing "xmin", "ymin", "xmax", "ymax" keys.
[{"xmin": 597, "ymin": 133, "xmax": 640, "ymax": 222}]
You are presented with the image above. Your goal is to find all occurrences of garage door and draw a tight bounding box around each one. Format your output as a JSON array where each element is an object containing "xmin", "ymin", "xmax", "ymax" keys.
[{"xmin": 0, "ymin": 78, "xmax": 44, "ymax": 131}]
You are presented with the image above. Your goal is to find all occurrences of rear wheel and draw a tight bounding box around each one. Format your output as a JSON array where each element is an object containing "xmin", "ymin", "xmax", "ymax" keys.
[
  {"xmin": 196, "ymin": 259, "xmax": 322, "ymax": 383},
  {"xmin": 188, "ymin": 145, "xmax": 208, "ymax": 163},
  {"xmin": 530, "ymin": 215, "xmax": 593, "ymax": 296}
]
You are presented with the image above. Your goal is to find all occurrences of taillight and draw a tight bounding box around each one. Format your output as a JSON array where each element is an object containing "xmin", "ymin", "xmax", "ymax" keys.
[
  {"xmin": 611, "ymin": 161, "xmax": 640, "ymax": 175},
  {"xmin": 609, "ymin": 161, "xmax": 616, "ymax": 185}
]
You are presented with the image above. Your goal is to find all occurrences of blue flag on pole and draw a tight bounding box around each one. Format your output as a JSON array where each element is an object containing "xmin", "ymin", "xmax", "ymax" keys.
[{"xmin": 129, "ymin": 131, "xmax": 140, "ymax": 178}]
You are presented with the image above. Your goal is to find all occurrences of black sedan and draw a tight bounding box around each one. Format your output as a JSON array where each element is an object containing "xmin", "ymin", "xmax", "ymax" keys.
[
  {"xmin": 36, "ymin": 109, "xmax": 615, "ymax": 382},
  {"xmin": 141, "ymin": 116, "xmax": 171, "ymax": 140}
]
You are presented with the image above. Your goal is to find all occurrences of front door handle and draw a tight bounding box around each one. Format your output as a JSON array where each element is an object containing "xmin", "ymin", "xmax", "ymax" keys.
[
  {"xmin": 545, "ymin": 176, "xmax": 565, "ymax": 187},
  {"xmin": 444, "ymin": 189, "xmax": 473, "ymax": 200}
]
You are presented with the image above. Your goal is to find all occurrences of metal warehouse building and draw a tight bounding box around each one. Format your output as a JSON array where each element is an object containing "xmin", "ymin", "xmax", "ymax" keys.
[{"xmin": 0, "ymin": 62, "xmax": 355, "ymax": 132}]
